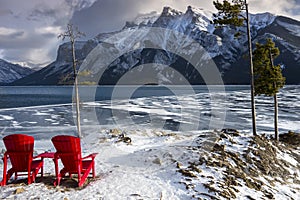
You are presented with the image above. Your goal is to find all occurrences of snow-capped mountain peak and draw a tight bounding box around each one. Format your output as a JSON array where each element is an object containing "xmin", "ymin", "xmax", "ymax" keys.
[
  {"xmin": 11, "ymin": 6, "xmax": 300, "ymax": 85},
  {"xmin": 161, "ymin": 6, "xmax": 182, "ymax": 16},
  {"xmin": 0, "ymin": 59, "xmax": 34, "ymax": 84},
  {"xmin": 133, "ymin": 11, "xmax": 160, "ymax": 26},
  {"xmin": 249, "ymin": 12, "xmax": 276, "ymax": 29}
]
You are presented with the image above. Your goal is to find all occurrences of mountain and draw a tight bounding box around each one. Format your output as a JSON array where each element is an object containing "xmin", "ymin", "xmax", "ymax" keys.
[
  {"xmin": 0, "ymin": 59, "xmax": 34, "ymax": 84},
  {"xmin": 12, "ymin": 6, "xmax": 300, "ymax": 85},
  {"xmin": 12, "ymin": 40, "xmax": 97, "ymax": 85}
]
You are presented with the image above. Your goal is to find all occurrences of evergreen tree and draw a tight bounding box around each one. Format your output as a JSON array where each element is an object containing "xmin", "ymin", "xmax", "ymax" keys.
[
  {"xmin": 253, "ymin": 38, "xmax": 285, "ymax": 141},
  {"xmin": 213, "ymin": 0, "xmax": 244, "ymax": 27},
  {"xmin": 212, "ymin": 0, "xmax": 257, "ymax": 135}
]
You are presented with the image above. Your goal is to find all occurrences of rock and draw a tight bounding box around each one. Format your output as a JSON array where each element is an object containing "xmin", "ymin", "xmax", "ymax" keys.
[
  {"xmin": 221, "ymin": 129, "xmax": 240, "ymax": 136},
  {"xmin": 245, "ymin": 195, "xmax": 256, "ymax": 200},
  {"xmin": 153, "ymin": 158, "xmax": 162, "ymax": 165},
  {"xmin": 178, "ymin": 169, "xmax": 197, "ymax": 178},
  {"xmin": 245, "ymin": 178, "xmax": 263, "ymax": 190},
  {"xmin": 110, "ymin": 129, "xmax": 122, "ymax": 137},
  {"xmin": 279, "ymin": 131, "xmax": 300, "ymax": 146},
  {"xmin": 122, "ymin": 137, "xmax": 132, "ymax": 144},
  {"xmin": 263, "ymin": 190, "xmax": 274, "ymax": 199},
  {"xmin": 213, "ymin": 144, "xmax": 226, "ymax": 152},
  {"xmin": 115, "ymin": 132, "xmax": 132, "ymax": 144},
  {"xmin": 188, "ymin": 164, "xmax": 202, "ymax": 173},
  {"xmin": 220, "ymin": 133, "xmax": 228, "ymax": 139},
  {"xmin": 14, "ymin": 187, "xmax": 25, "ymax": 194},
  {"xmin": 130, "ymin": 194, "xmax": 141, "ymax": 197}
]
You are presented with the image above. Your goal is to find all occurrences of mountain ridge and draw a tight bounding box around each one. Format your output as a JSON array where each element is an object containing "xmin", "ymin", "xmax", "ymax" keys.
[
  {"xmin": 9, "ymin": 6, "xmax": 300, "ymax": 85},
  {"xmin": 0, "ymin": 59, "xmax": 35, "ymax": 84}
]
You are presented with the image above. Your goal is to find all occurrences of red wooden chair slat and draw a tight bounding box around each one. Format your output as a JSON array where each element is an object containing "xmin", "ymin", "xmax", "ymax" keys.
[
  {"xmin": 51, "ymin": 135, "xmax": 97, "ymax": 187},
  {"xmin": 0, "ymin": 134, "xmax": 44, "ymax": 186}
]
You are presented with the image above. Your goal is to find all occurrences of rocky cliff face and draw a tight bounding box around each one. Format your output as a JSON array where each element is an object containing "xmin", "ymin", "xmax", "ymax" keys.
[
  {"xmin": 12, "ymin": 40, "xmax": 97, "ymax": 85},
  {"xmin": 11, "ymin": 6, "xmax": 300, "ymax": 85}
]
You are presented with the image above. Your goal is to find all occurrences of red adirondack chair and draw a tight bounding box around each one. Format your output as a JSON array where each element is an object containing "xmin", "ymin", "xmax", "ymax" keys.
[
  {"xmin": 51, "ymin": 135, "xmax": 98, "ymax": 187},
  {"xmin": 1, "ymin": 134, "xmax": 44, "ymax": 186}
]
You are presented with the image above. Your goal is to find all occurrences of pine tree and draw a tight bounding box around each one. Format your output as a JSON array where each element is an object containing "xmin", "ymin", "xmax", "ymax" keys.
[
  {"xmin": 213, "ymin": 0, "xmax": 244, "ymax": 27},
  {"xmin": 253, "ymin": 38, "xmax": 285, "ymax": 141},
  {"xmin": 212, "ymin": 0, "xmax": 257, "ymax": 136},
  {"xmin": 58, "ymin": 24, "xmax": 85, "ymax": 138}
]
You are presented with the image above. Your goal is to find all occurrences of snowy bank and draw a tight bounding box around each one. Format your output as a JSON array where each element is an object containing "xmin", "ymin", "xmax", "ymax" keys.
[{"xmin": 0, "ymin": 129, "xmax": 299, "ymax": 199}]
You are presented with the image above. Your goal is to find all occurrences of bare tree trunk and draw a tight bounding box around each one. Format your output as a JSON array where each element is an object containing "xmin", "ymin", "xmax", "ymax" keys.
[
  {"xmin": 58, "ymin": 24, "xmax": 84, "ymax": 138},
  {"xmin": 269, "ymin": 49, "xmax": 279, "ymax": 141},
  {"xmin": 245, "ymin": 0, "xmax": 257, "ymax": 136},
  {"xmin": 71, "ymin": 39, "xmax": 82, "ymax": 138},
  {"xmin": 274, "ymin": 93, "xmax": 278, "ymax": 141}
]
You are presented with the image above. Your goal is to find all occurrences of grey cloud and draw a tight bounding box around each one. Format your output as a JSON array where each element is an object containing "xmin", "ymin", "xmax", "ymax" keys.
[
  {"xmin": 8, "ymin": 31, "xmax": 25, "ymax": 39},
  {"xmin": 70, "ymin": 0, "xmax": 144, "ymax": 38},
  {"xmin": 249, "ymin": 0, "xmax": 300, "ymax": 19},
  {"xmin": 65, "ymin": 0, "xmax": 97, "ymax": 11},
  {"xmin": 40, "ymin": 32, "xmax": 58, "ymax": 38},
  {"xmin": 1, "ymin": 48, "xmax": 55, "ymax": 67},
  {"xmin": 0, "ymin": 31, "xmax": 25, "ymax": 46},
  {"xmin": 1, "ymin": 0, "xmax": 300, "ymax": 68},
  {"xmin": 0, "ymin": 9, "xmax": 13, "ymax": 16},
  {"xmin": 288, "ymin": 0, "xmax": 300, "ymax": 16},
  {"xmin": 0, "ymin": 32, "xmax": 45, "ymax": 49},
  {"xmin": 0, "ymin": 0, "xmax": 73, "ymax": 67},
  {"xmin": 27, "ymin": 7, "xmax": 58, "ymax": 21}
]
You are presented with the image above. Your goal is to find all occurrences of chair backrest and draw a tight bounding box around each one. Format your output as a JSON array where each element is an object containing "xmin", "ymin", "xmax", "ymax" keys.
[
  {"xmin": 51, "ymin": 135, "xmax": 82, "ymax": 172},
  {"xmin": 3, "ymin": 134, "xmax": 34, "ymax": 171}
]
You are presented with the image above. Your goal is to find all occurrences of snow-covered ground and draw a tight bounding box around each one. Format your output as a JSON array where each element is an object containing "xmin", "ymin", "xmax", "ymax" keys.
[{"xmin": 0, "ymin": 86, "xmax": 299, "ymax": 199}]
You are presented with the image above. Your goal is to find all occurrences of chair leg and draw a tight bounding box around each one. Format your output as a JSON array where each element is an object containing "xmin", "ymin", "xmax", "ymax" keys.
[
  {"xmin": 14, "ymin": 172, "xmax": 18, "ymax": 180},
  {"xmin": 53, "ymin": 158, "xmax": 60, "ymax": 186},
  {"xmin": 1, "ymin": 157, "xmax": 8, "ymax": 186},
  {"xmin": 41, "ymin": 159, "xmax": 44, "ymax": 178},
  {"xmin": 32, "ymin": 169, "xmax": 38, "ymax": 183},
  {"xmin": 79, "ymin": 164, "xmax": 94, "ymax": 187},
  {"xmin": 78, "ymin": 168, "xmax": 82, "ymax": 187},
  {"xmin": 61, "ymin": 169, "xmax": 67, "ymax": 178},
  {"xmin": 7, "ymin": 169, "xmax": 14, "ymax": 181},
  {"xmin": 2, "ymin": 169, "xmax": 15, "ymax": 186},
  {"xmin": 27, "ymin": 169, "xmax": 32, "ymax": 184},
  {"xmin": 92, "ymin": 161, "xmax": 96, "ymax": 178}
]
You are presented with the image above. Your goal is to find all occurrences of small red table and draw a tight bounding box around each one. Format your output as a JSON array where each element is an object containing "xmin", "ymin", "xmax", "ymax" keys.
[
  {"xmin": 36, "ymin": 152, "xmax": 55, "ymax": 177},
  {"xmin": 37, "ymin": 152, "xmax": 55, "ymax": 159}
]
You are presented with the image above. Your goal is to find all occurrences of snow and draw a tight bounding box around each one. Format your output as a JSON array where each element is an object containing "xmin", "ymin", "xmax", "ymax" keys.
[
  {"xmin": 277, "ymin": 19, "xmax": 300, "ymax": 37},
  {"xmin": 249, "ymin": 12, "xmax": 276, "ymax": 29},
  {"xmin": 133, "ymin": 11, "xmax": 159, "ymax": 25},
  {"xmin": 277, "ymin": 151, "xmax": 298, "ymax": 166},
  {"xmin": 0, "ymin": 86, "xmax": 299, "ymax": 199},
  {"xmin": 0, "ymin": 59, "xmax": 34, "ymax": 83},
  {"xmin": 0, "ymin": 115, "xmax": 13, "ymax": 120}
]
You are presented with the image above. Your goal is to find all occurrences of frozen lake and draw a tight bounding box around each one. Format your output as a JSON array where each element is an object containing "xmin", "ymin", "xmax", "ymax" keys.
[{"xmin": 0, "ymin": 85, "xmax": 299, "ymax": 139}]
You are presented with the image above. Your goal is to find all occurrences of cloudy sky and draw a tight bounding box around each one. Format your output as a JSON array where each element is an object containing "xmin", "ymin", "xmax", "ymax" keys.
[{"xmin": 0, "ymin": 0, "xmax": 299, "ymax": 68}]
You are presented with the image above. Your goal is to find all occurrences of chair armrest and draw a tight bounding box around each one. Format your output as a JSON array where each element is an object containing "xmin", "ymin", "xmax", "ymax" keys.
[
  {"xmin": 53, "ymin": 152, "xmax": 82, "ymax": 160},
  {"xmin": 82, "ymin": 153, "xmax": 98, "ymax": 160},
  {"xmin": 35, "ymin": 152, "xmax": 55, "ymax": 159}
]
